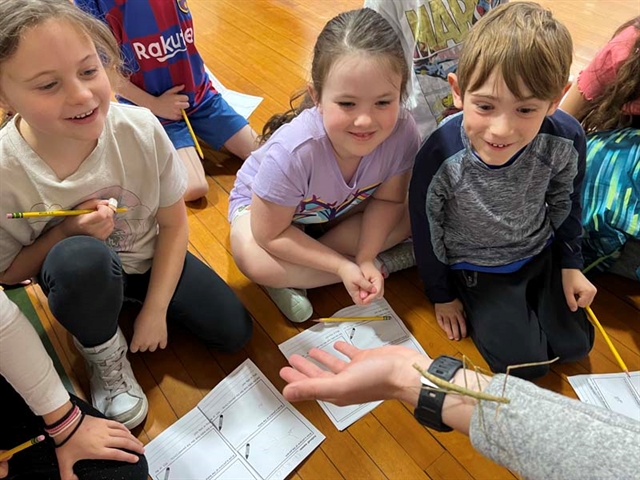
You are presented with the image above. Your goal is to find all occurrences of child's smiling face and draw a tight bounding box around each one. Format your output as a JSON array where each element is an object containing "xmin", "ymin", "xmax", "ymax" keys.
[
  {"xmin": 0, "ymin": 18, "xmax": 112, "ymax": 150},
  {"xmin": 313, "ymin": 53, "xmax": 403, "ymax": 165},
  {"xmin": 449, "ymin": 70, "xmax": 565, "ymax": 166}
]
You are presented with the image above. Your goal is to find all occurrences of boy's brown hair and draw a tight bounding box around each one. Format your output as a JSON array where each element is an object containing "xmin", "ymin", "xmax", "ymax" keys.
[{"xmin": 457, "ymin": 2, "xmax": 572, "ymax": 101}]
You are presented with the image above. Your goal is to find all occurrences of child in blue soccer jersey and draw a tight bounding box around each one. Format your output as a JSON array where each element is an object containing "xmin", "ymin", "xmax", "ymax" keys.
[
  {"xmin": 76, "ymin": 0, "xmax": 259, "ymax": 201},
  {"xmin": 409, "ymin": 3, "xmax": 596, "ymax": 379}
]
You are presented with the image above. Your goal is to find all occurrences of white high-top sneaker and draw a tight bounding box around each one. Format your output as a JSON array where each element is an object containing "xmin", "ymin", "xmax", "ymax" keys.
[{"xmin": 74, "ymin": 327, "xmax": 148, "ymax": 430}]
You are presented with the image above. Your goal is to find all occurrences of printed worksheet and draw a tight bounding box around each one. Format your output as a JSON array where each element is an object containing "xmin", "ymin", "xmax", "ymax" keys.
[
  {"xmin": 204, "ymin": 66, "xmax": 263, "ymax": 120},
  {"xmin": 568, "ymin": 371, "xmax": 640, "ymax": 421},
  {"xmin": 145, "ymin": 360, "xmax": 324, "ymax": 480},
  {"xmin": 279, "ymin": 298, "xmax": 430, "ymax": 431}
]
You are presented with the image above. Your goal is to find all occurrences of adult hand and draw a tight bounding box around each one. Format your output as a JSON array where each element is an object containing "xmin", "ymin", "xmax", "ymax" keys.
[
  {"xmin": 336, "ymin": 262, "xmax": 376, "ymax": 306},
  {"xmin": 55, "ymin": 415, "xmax": 144, "ymax": 480},
  {"xmin": 150, "ymin": 85, "xmax": 190, "ymax": 121},
  {"xmin": 130, "ymin": 305, "xmax": 168, "ymax": 353},
  {"xmin": 280, "ymin": 342, "xmax": 428, "ymax": 406},
  {"xmin": 435, "ymin": 299, "xmax": 467, "ymax": 341},
  {"xmin": 60, "ymin": 199, "xmax": 115, "ymax": 240},
  {"xmin": 358, "ymin": 260, "xmax": 384, "ymax": 304},
  {"xmin": 561, "ymin": 268, "xmax": 597, "ymax": 311}
]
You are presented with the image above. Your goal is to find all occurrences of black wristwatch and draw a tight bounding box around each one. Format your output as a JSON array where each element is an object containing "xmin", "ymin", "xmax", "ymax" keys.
[{"xmin": 413, "ymin": 355, "xmax": 463, "ymax": 432}]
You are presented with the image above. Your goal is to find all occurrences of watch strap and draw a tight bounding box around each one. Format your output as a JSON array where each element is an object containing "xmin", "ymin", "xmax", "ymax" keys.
[{"xmin": 413, "ymin": 355, "xmax": 463, "ymax": 432}]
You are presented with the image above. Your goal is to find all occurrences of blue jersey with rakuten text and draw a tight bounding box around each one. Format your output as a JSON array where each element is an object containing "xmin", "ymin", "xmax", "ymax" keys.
[{"xmin": 75, "ymin": 0, "xmax": 215, "ymax": 109}]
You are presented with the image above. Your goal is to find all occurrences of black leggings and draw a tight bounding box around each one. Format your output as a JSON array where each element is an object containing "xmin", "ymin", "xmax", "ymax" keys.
[
  {"xmin": 38, "ymin": 236, "xmax": 252, "ymax": 350},
  {"xmin": 0, "ymin": 376, "xmax": 148, "ymax": 480},
  {"xmin": 453, "ymin": 247, "xmax": 595, "ymax": 379}
]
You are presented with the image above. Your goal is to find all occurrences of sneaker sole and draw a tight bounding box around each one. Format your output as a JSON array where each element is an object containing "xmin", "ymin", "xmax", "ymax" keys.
[{"xmin": 120, "ymin": 395, "xmax": 149, "ymax": 430}]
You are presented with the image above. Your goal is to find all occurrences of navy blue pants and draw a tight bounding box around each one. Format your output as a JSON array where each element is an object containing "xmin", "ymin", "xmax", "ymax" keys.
[
  {"xmin": 453, "ymin": 247, "xmax": 594, "ymax": 379},
  {"xmin": 39, "ymin": 236, "xmax": 252, "ymax": 350}
]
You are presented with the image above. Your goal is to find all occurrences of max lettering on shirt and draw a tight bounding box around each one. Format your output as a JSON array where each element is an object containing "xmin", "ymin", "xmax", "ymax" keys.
[{"xmin": 132, "ymin": 27, "xmax": 194, "ymax": 63}]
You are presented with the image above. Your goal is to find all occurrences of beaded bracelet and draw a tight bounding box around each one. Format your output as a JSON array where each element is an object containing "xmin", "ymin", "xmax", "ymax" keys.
[{"xmin": 54, "ymin": 412, "xmax": 86, "ymax": 449}]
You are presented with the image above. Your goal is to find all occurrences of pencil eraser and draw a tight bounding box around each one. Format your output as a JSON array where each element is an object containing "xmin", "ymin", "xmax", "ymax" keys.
[
  {"xmin": 36, "ymin": 434, "xmax": 45, "ymax": 442},
  {"xmin": 107, "ymin": 198, "xmax": 118, "ymax": 212},
  {"xmin": 5, "ymin": 213, "xmax": 11, "ymax": 219}
]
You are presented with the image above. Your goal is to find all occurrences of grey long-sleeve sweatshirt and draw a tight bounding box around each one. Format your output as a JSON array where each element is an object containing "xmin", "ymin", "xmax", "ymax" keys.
[{"xmin": 470, "ymin": 374, "xmax": 640, "ymax": 479}]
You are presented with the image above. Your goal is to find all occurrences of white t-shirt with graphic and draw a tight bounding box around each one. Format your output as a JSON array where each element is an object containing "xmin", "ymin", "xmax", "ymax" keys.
[{"xmin": 0, "ymin": 103, "xmax": 187, "ymax": 275}]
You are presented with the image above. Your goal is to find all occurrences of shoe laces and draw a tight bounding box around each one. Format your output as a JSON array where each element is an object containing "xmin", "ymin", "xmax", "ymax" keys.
[{"xmin": 96, "ymin": 345, "xmax": 132, "ymax": 400}]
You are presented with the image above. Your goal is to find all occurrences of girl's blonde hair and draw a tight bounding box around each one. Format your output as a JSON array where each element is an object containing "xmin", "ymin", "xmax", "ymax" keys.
[
  {"xmin": 581, "ymin": 17, "xmax": 640, "ymax": 133},
  {"xmin": 0, "ymin": 0, "xmax": 124, "ymax": 127},
  {"xmin": 457, "ymin": 2, "xmax": 572, "ymax": 101},
  {"xmin": 260, "ymin": 8, "xmax": 408, "ymax": 144}
]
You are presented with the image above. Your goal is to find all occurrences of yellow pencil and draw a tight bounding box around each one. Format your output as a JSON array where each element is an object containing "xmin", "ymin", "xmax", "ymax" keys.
[
  {"xmin": 314, "ymin": 315, "xmax": 392, "ymax": 323},
  {"xmin": 585, "ymin": 305, "xmax": 630, "ymax": 377},
  {"xmin": 181, "ymin": 109, "xmax": 204, "ymax": 159},
  {"xmin": 7, "ymin": 208, "xmax": 128, "ymax": 219},
  {"xmin": 0, "ymin": 434, "xmax": 45, "ymax": 461}
]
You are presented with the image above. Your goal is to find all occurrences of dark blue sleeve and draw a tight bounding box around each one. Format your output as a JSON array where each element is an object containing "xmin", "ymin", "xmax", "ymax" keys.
[
  {"xmin": 409, "ymin": 136, "xmax": 456, "ymax": 304},
  {"xmin": 555, "ymin": 129, "xmax": 586, "ymax": 269}
]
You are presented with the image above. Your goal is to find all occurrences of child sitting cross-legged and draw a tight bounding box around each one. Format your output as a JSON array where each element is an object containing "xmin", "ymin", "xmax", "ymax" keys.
[
  {"xmin": 409, "ymin": 2, "xmax": 596, "ymax": 379},
  {"xmin": 229, "ymin": 8, "xmax": 421, "ymax": 323}
]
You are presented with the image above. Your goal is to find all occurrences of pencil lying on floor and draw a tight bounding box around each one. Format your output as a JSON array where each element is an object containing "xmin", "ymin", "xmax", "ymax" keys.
[
  {"xmin": 7, "ymin": 208, "xmax": 128, "ymax": 219},
  {"xmin": 314, "ymin": 315, "xmax": 392, "ymax": 323},
  {"xmin": 0, "ymin": 434, "xmax": 45, "ymax": 461},
  {"xmin": 585, "ymin": 305, "xmax": 630, "ymax": 377}
]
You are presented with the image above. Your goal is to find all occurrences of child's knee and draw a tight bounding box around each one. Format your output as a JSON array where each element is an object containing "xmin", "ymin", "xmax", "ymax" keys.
[
  {"xmin": 184, "ymin": 180, "xmax": 208, "ymax": 202},
  {"xmin": 556, "ymin": 323, "xmax": 595, "ymax": 363},
  {"xmin": 202, "ymin": 311, "xmax": 253, "ymax": 353},
  {"xmin": 43, "ymin": 236, "xmax": 120, "ymax": 281}
]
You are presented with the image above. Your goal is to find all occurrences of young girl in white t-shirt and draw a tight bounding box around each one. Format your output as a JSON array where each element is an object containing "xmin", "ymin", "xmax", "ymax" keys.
[{"xmin": 0, "ymin": 0, "xmax": 252, "ymax": 431}]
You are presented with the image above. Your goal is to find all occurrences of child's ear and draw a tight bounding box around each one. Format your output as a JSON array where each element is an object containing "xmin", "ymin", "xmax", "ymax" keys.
[
  {"xmin": 307, "ymin": 83, "xmax": 320, "ymax": 111},
  {"xmin": 546, "ymin": 82, "xmax": 572, "ymax": 116},
  {"xmin": 447, "ymin": 73, "xmax": 464, "ymax": 109}
]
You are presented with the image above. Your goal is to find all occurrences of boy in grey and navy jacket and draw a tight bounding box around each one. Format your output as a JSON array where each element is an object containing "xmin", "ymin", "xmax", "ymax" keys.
[{"xmin": 409, "ymin": 2, "xmax": 595, "ymax": 379}]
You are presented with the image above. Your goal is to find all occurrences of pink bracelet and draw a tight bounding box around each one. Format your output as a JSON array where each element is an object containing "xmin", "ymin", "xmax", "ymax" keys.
[{"xmin": 45, "ymin": 406, "xmax": 81, "ymax": 436}]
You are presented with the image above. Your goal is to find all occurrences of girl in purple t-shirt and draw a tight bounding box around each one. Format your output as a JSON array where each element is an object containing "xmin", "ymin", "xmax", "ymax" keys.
[{"xmin": 229, "ymin": 8, "xmax": 420, "ymax": 323}]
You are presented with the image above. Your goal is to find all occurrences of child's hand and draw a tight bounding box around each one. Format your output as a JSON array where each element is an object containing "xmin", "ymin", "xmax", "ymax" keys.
[
  {"xmin": 0, "ymin": 452, "xmax": 10, "ymax": 478},
  {"xmin": 358, "ymin": 260, "xmax": 384, "ymax": 304},
  {"xmin": 337, "ymin": 261, "xmax": 376, "ymax": 306},
  {"xmin": 60, "ymin": 199, "xmax": 115, "ymax": 240},
  {"xmin": 130, "ymin": 305, "xmax": 168, "ymax": 353},
  {"xmin": 151, "ymin": 85, "xmax": 190, "ymax": 121},
  {"xmin": 55, "ymin": 415, "xmax": 144, "ymax": 480},
  {"xmin": 435, "ymin": 300, "xmax": 467, "ymax": 341},
  {"xmin": 561, "ymin": 269, "xmax": 597, "ymax": 311}
]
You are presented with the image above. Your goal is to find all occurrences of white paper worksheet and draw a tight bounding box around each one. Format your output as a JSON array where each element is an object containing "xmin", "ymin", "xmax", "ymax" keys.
[
  {"xmin": 204, "ymin": 66, "xmax": 263, "ymax": 120},
  {"xmin": 279, "ymin": 298, "xmax": 430, "ymax": 431},
  {"xmin": 568, "ymin": 371, "xmax": 640, "ymax": 421},
  {"xmin": 144, "ymin": 359, "xmax": 325, "ymax": 480}
]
